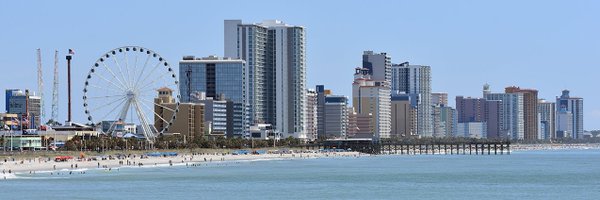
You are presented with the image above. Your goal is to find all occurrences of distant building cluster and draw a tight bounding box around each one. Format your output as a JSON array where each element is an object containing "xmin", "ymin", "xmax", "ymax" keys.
[{"xmin": 2, "ymin": 89, "xmax": 41, "ymax": 130}]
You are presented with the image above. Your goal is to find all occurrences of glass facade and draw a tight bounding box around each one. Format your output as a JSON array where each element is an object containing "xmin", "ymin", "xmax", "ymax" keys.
[
  {"xmin": 179, "ymin": 58, "xmax": 246, "ymax": 136},
  {"xmin": 179, "ymin": 61, "xmax": 245, "ymax": 103}
]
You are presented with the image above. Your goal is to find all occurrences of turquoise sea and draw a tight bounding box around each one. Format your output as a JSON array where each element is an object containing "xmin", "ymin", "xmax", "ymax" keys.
[{"xmin": 2, "ymin": 150, "xmax": 600, "ymax": 199}]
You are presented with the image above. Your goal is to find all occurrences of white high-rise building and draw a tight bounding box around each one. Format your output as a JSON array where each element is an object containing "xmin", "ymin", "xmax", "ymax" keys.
[
  {"xmin": 391, "ymin": 62, "xmax": 432, "ymax": 137},
  {"xmin": 538, "ymin": 99, "xmax": 556, "ymax": 140},
  {"xmin": 305, "ymin": 89, "xmax": 318, "ymax": 141},
  {"xmin": 556, "ymin": 108, "xmax": 573, "ymax": 138},
  {"xmin": 224, "ymin": 20, "xmax": 307, "ymax": 139},
  {"xmin": 224, "ymin": 20, "xmax": 267, "ymax": 127}
]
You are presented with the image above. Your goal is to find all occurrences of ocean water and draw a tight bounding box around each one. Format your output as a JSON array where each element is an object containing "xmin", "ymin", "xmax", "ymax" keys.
[{"xmin": 2, "ymin": 150, "xmax": 600, "ymax": 200}]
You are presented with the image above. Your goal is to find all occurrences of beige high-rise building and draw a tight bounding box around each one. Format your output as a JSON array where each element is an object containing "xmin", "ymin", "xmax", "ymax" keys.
[
  {"xmin": 352, "ymin": 68, "xmax": 391, "ymax": 139},
  {"xmin": 154, "ymin": 88, "xmax": 204, "ymax": 140},
  {"xmin": 391, "ymin": 95, "xmax": 416, "ymax": 138}
]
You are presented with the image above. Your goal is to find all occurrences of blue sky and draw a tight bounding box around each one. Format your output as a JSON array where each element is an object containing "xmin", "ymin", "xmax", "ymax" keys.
[{"xmin": 1, "ymin": 0, "xmax": 599, "ymax": 130}]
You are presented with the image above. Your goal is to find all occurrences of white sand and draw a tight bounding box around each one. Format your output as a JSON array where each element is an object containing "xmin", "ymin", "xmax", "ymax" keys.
[{"xmin": 1, "ymin": 151, "xmax": 361, "ymax": 179}]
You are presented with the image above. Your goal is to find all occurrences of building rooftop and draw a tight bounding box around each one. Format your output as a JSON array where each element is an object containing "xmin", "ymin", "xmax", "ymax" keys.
[
  {"xmin": 157, "ymin": 87, "xmax": 173, "ymax": 92},
  {"xmin": 180, "ymin": 55, "xmax": 245, "ymax": 63}
]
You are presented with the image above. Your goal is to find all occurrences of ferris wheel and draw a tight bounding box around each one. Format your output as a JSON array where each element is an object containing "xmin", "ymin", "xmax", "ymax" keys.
[{"xmin": 83, "ymin": 46, "xmax": 180, "ymax": 144}]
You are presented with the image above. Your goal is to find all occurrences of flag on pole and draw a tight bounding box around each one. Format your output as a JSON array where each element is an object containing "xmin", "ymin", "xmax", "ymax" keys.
[{"xmin": 68, "ymin": 49, "xmax": 75, "ymax": 55}]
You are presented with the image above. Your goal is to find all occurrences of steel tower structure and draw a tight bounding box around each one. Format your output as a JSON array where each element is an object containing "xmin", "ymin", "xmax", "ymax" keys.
[
  {"xmin": 36, "ymin": 49, "xmax": 44, "ymax": 125},
  {"xmin": 51, "ymin": 50, "xmax": 59, "ymax": 124}
]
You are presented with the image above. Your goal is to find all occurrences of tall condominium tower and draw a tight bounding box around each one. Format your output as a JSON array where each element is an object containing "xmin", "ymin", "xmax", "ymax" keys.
[
  {"xmin": 538, "ymin": 99, "xmax": 556, "ymax": 140},
  {"xmin": 484, "ymin": 85, "xmax": 525, "ymax": 140},
  {"xmin": 505, "ymin": 86, "xmax": 539, "ymax": 140},
  {"xmin": 224, "ymin": 20, "xmax": 267, "ymax": 126},
  {"xmin": 391, "ymin": 62, "xmax": 432, "ymax": 137},
  {"xmin": 179, "ymin": 56, "xmax": 246, "ymax": 136},
  {"xmin": 224, "ymin": 19, "xmax": 307, "ymax": 139},
  {"xmin": 305, "ymin": 89, "xmax": 318, "ymax": 141},
  {"xmin": 556, "ymin": 90, "xmax": 583, "ymax": 139},
  {"xmin": 352, "ymin": 68, "xmax": 391, "ymax": 139},
  {"xmin": 316, "ymin": 85, "xmax": 326, "ymax": 139},
  {"xmin": 324, "ymin": 95, "xmax": 349, "ymax": 139}
]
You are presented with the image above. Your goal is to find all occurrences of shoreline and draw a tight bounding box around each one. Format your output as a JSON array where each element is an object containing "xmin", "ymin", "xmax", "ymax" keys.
[
  {"xmin": 511, "ymin": 143, "xmax": 600, "ymax": 151},
  {"xmin": 1, "ymin": 151, "xmax": 361, "ymax": 179}
]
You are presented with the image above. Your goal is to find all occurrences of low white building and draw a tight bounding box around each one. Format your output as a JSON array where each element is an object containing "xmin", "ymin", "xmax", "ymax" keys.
[{"xmin": 247, "ymin": 124, "xmax": 279, "ymax": 140}]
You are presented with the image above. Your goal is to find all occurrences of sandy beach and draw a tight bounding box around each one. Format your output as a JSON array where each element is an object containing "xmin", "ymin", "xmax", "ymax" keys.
[{"xmin": 0, "ymin": 151, "xmax": 361, "ymax": 179}]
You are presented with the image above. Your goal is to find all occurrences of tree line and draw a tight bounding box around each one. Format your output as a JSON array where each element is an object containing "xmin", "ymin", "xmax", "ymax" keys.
[{"xmin": 61, "ymin": 135, "xmax": 304, "ymax": 151}]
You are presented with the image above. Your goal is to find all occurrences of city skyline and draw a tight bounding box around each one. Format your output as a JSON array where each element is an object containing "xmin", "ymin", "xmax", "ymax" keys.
[{"xmin": 1, "ymin": 1, "xmax": 599, "ymax": 130}]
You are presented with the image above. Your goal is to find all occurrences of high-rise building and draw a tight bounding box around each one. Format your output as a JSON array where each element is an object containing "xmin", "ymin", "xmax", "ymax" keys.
[
  {"xmin": 556, "ymin": 90, "xmax": 583, "ymax": 139},
  {"xmin": 390, "ymin": 94, "xmax": 416, "ymax": 137},
  {"xmin": 316, "ymin": 85, "xmax": 326, "ymax": 139},
  {"xmin": 324, "ymin": 95, "xmax": 348, "ymax": 139},
  {"xmin": 362, "ymin": 51, "xmax": 391, "ymax": 84},
  {"xmin": 7, "ymin": 89, "xmax": 41, "ymax": 129},
  {"xmin": 225, "ymin": 19, "xmax": 306, "ymax": 139},
  {"xmin": 486, "ymin": 100, "xmax": 503, "ymax": 139},
  {"xmin": 505, "ymin": 86, "xmax": 539, "ymax": 140},
  {"xmin": 556, "ymin": 108, "xmax": 573, "ymax": 138},
  {"xmin": 433, "ymin": 105, "xmax": 456, "ymax": 137},
  {"xmin": 352, "ymin": 68, "xmax": 391, "ymax": 139},
  {"xmin": 154, "ymin": 88, "xmax": 205, "ymax": 140},
  {"xmin": 485, "ymin": 86, "xmax": 524, "ymax": 140},
  {"xmin": 391, "ymin": 62, "xmax": 432, "ymax": 137},
  {"xmin": 179, "ymin": 55, "xmax": 246, "ymax": 136},
  {"xmin": 455, "ymin": 96, "xmax": 503, "ymax": 139},
  {"xmin": 305, "ymin": 89, "xmax": 318, "ymax": 141},
  {"xmin": 538, "ymin": 99, "xmax": 556, "ymax": 140},
  {"xmin": 456, "ymin": 96, "xmax": 487, "ymax": 123},
  {"xmin": 315, "ymin": 85, "xmax": 349, "ymax": 139},
  {"xmin": 224, "ymin": 20, "xmax": 267, "ymax": 126},
  {"xmin": 431, "ymin": 92, "xmax": 448, "ymax": 106},
  {"xmin": 432, "ymin": 92, "xmax": 452, "ymax": 137}
]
